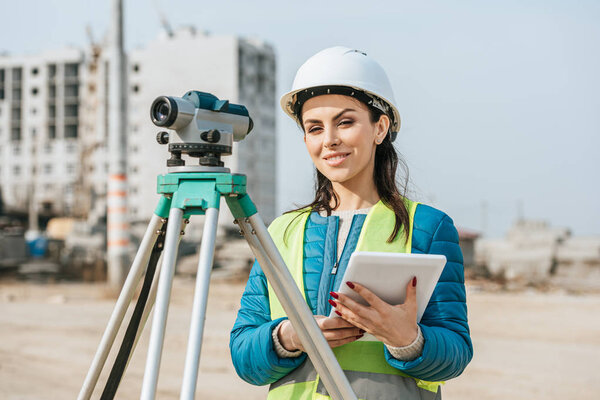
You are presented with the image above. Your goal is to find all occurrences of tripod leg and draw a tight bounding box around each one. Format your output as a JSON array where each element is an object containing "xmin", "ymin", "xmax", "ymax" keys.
[
  {"xmin": 100, "ymin": 220, "xmax": 167, "ymax": 400},
  {"xmin": 130, "ymin": 216, "xmax": 188, "ymax": 363},
  {"xmin": 106, "ymin": 216, "xmax": 186, "ymax": 389},
  {"xmin": 141, "ymin": 207, "xmax": 184, "ymax": 400},
  {"xmin": 240, "ymin": 214, "xmax": 358, "ymax": 400},
  {"xmin": 180, "ymin": 207, "xmax": 220, "ymax": 399},
  {"xmin": 78, "ymin": 214, "xmax": 165, "ymax": 400}
]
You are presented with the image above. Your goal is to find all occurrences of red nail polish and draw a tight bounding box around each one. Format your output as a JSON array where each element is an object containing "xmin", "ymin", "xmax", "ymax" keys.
[
  {"xmin": 328, "ymin": 299, "xmax": 337, "ymax": 307},
  {"xmin": 329, "ymin": 291, "xmax": 339, "ymax": 299},
  {"xmin": 335, "ymin": 310, "xmax": 342, "ymax": 316},
  {"xmin": 346, "ymin": 281, "xmax": 355, "ymax": 289},
  {"xmin": 412, "ymin": 277, "xmax": 417, "ymax": 287}
]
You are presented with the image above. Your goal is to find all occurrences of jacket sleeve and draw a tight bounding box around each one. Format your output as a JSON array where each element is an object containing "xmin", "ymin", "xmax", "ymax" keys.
[
  {"xmin": 230, "ymin": 259, "xmax": 307, "ymax": 386},
  {"xmin": 384, "ymin": 212, "xmax": 473, "ymax": 381}
]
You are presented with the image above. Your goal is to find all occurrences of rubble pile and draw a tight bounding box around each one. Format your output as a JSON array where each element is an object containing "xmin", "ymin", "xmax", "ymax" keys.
[{"xmin": 475, "ymin": 220, "xmax": 600, "ymax": 290}]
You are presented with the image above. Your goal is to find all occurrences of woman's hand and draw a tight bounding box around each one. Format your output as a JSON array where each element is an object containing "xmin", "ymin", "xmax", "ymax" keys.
[
  {"xmin": 329, "ymin": 278, "xmax": 418, "ymax": 348},
  {"xmin": 278, "ymin": 315, "xmax": 364, "ymax": 352}
]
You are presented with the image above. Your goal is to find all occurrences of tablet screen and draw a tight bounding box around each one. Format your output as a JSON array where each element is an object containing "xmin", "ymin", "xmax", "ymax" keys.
[{"xmin": 329, "ymin": 252, "xmax": 446, "ymax": 322}]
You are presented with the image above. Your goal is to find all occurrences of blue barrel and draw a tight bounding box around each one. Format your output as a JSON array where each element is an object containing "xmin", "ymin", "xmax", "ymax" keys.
[{"xmin": 26, "ymin": 235, "xmax": 49, "ymax": 258}]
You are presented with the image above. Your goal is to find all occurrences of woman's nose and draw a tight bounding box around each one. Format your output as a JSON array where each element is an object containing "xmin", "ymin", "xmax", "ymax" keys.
[{"xmin": 323, "ymin": 127, "xmax": 341, "ymax": 148}]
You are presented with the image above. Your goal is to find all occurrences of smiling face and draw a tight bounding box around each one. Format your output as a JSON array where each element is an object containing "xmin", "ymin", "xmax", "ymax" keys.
[{"xmin": 301, "ymin": 94, "xmax": 389, "ymax": 190}]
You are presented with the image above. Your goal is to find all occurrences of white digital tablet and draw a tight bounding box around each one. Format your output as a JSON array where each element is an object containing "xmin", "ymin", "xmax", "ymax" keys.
[{"xmin": 329, "ymin": 252, "xmax": 446, "ymax": 322}]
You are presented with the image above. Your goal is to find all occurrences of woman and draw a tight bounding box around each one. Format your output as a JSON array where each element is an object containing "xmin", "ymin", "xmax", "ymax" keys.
[{"xmin": 230, "ymin": 46, "xmax": 472, "ymax": 399}]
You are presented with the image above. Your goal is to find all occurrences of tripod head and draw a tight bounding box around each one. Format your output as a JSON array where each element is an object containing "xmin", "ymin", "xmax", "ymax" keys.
[{"xmin": 151, "ymin": 91, "xmax": 254, "ymax": 168}]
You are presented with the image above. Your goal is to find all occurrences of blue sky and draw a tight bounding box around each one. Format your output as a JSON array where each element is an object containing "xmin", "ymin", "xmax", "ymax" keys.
[{"xmin": 2, "ymin": 0, "xmax": 599, "ymax": 237}]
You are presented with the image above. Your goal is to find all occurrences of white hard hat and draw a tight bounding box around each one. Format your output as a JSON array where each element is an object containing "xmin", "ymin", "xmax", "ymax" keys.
[{"xmin": 280, "ymin": 46, "xmax": 401, "ymax": 140}]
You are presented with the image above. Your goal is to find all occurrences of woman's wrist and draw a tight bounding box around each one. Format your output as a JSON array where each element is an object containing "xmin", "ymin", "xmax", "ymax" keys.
[
  {"xmin": 385, "ymin": 323, "xmax": 419, "ymax": 348},
  {"xmin": 274, "ymin": 320, "xmax": 302, "ymax": 356},
  {"xmin": 385, "ymin": 325, "xmax": 424, "ymax": 361}
]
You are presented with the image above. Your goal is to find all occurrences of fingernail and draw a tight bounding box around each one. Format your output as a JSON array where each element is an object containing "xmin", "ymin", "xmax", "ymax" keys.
[
  {"xmin": 346, "ymin": 281, "xmax": 355, "ymax": 289},
  {"xmin": 328, "ymin": 299, "xmax": 337, "ymax": 307},
  {"xmin": 412, "ymin": 277, "xmax": 417, "ymax": 287},
  {"xmin": 329, "ymin": 291, "xmax": 339, "ymax": 299},
  {"xmin": 335, "ymin": 310, "xmax": 342, "ymax": 316}
]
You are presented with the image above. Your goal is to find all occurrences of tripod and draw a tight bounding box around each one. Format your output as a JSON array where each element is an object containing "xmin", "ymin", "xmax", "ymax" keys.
[{"xmin": 78, "ymin": 166, "xmax": 357, "ymax": 400}]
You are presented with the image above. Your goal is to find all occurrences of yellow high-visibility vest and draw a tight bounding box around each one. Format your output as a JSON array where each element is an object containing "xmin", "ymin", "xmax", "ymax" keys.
[{"xmin": 266, "ymin": 200, "xmax": 442, "ymax": 400}]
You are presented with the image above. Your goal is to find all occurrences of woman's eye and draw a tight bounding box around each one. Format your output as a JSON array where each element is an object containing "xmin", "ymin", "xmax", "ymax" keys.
[
  {"xmin": 339, "ymin": 119, "xmax": 353, "ymax": 126},
  {"xmin": 307, "ymin": 126, "xmax": 322, "ymax": 134}
]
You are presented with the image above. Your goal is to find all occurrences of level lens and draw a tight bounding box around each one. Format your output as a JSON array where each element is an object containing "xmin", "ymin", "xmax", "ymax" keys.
[
  {"xmin": 155, "ymin": 102, "xmax": 170, "ymax": 122},
  {"xmin": 150, "ymin": 96, "xmax": 178, "ymax": 127}
]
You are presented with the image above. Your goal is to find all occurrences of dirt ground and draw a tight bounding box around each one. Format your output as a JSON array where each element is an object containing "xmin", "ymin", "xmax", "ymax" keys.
[{"xmin": 1, "ymin": 276, "xmax": 599, "ymax": 399}]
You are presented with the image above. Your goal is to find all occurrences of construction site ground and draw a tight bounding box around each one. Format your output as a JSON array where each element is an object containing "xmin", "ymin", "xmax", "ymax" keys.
[{"xmin": 1, "ymin": 275, "xmax": 599, "ymax": 399}]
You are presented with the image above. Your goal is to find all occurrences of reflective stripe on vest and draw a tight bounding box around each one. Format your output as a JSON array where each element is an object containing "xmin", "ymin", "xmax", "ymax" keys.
[
  {"xmin": 269, "ymin": 357, "xmax": 441, "ymax": 400},
  {"xmin": 266, "ymin": 200, "xmax": 443, "ymax": 399}
]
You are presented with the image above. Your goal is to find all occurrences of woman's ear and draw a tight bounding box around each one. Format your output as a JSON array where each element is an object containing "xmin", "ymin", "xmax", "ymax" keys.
[{"xmin": 375, "ymin": 114, "xmax": 390, "ymax": 144}]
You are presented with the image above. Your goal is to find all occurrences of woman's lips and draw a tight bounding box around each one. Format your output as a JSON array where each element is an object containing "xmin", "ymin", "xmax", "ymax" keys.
[{"xmin": 323, "ymin": 153, "xmax": 350, "ymax": 166}]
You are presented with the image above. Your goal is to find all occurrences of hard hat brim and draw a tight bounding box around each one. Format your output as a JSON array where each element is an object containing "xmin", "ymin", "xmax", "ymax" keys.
[{"xmin": 280, "ymin": 84, "xmax": 401, "ymax": 136}]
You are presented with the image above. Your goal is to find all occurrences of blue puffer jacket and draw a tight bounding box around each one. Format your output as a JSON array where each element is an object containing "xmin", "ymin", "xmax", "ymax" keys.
[{"xmin": 230, "ymin": 204, "xmax": 473, "ymax": 386}]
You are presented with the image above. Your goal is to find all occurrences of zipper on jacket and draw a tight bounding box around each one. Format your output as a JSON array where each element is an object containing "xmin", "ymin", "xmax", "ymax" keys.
[
  {"xmin": 322, "ymin": 216, "xmax": 340, "ymax": 315},
  {"xmin": 331, "ymin": 262, "xmax": 339, "ymax": 275},
  {"xmin": 331, "ymin": 215, "xmax": 340, "ymax": 273},
  {"xmin": 328, "ymin": 215, "xmax": 358, "ymax": 302}
]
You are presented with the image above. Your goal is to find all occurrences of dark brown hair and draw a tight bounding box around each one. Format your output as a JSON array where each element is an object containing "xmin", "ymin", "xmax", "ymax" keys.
[{"xmin": 287, "ymin": 101, "xmax": 410, "ymax": 243}]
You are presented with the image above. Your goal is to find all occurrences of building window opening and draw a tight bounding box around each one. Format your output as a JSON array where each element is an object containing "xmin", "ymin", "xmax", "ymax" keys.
[
  {"xmin": 65, "ymin": 63, "xmax": 79, "ymax": 77},
  {"xmin": 11, "ymin": 127, "xmax": 21, "ymax": 141},
  {"xmin": 12, "ymin": 68, "xmax": 22, "ymax": 82},
  {"xmin": 65, "ymin": 104, "xmax": 78, "ymax": 118},
  {"xmin": 48, "ymin": 64, "xmax": 57, "ymax": 78},
  {"xmin": 65, "ymin": 84, "xmax": 79, "ymax": 97},
  {"xmin": 12, "ymin": 88, "xmax": 22, "ymax": 100},
  {"xmin": 65, "ymin": 124, "xmax": 78, "ymax": 138},
  {"xmin": 0, "ymin": 69, "xmax": 4, "ymax": 100},
  {"xmin": 11, "ymin": 106, "xmax": 21, "ymax": 121}
]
